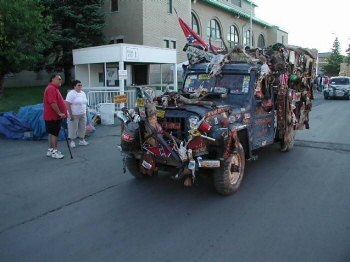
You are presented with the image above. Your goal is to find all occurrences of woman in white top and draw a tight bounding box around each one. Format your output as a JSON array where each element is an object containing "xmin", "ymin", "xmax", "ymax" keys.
[{"xmin": 65, "ymin": 80, "xmax": 89, "ymax": 148}]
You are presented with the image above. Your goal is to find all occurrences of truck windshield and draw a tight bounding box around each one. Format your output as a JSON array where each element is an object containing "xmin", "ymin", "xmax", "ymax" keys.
[{"xmin": 183, "ymin": 73, "xmax": 250, "ymax": 95}]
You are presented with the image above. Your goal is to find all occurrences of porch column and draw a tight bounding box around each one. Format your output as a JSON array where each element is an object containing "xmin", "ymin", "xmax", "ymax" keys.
[
  {"xmin": 173, "ymin": 63, "xmax": 178, "ymax": 91},
  {"xmin": 104, "ymin": 62, "xmax": 107, "ymax": 90},
  {"xmin": 160, "ymin": 64, "xmax": 163, "ymax": 94},
  {"xmin": 88, "ymin": 64, "xmax": 91, "ymax": 89},
  {"xmin": 119, "ymin": 61, "xmax": 125, "ymax": 93}
]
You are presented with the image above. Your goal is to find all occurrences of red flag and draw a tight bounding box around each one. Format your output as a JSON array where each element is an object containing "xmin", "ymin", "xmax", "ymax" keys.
[{"xmin": 178, "ymin": 17, "xmax": 220, "ymax": 52}]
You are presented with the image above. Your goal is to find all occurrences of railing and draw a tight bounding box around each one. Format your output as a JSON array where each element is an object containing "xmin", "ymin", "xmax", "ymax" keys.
[
  {"xmin": 86, "ymin": 83, "xmax": 179, "ymax": 114},
  {"xmin": 87, "ymin": 90, "xmax": 136, "ymax": 114}
]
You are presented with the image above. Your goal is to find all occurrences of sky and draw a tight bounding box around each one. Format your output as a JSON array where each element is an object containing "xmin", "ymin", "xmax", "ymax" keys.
[{"xmin": 254, "ymin": 0, "xmax": 349, "ymax": 55}]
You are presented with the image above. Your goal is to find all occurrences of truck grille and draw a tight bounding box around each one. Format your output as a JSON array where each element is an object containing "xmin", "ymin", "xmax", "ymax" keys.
[{"xmin": 158, "ymin": 117, "xmax": 188, "ymax": 140}]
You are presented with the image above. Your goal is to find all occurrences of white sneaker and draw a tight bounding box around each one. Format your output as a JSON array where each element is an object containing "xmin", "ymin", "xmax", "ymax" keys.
[
  {"xmin": 51, "ymin": 150, "xmax": 64, "ymax": 159},
  {"xmin": 70, "ymin": 141, "xmax": 76, "ymax": 148},
  {"xmin": 78, "ymin": 140, "xmax": 89, "ymax": 146},
  {"xmin": 46, "ymin": 148, "xmax": 53, "ymax": 157}
]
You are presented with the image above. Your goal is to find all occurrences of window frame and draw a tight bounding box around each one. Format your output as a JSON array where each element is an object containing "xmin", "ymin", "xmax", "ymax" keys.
[
  {"xmin": 167, "ymin": 0, "xmax": 172, "ymax": 14},
  {"xmin": 231, "ymin": 0, "xmax": 242, "ymax": 7},
  {"xmin": 227, "ymin": 25, "xmax": 239, "ymax": 47},
  {"xmin": 257, "ymin": 34, "xmax": 265, "ymax": 48},
  {"xmin": 243, "ymin": 29, "xmax": 254, "ymax": 47},
  {"xmin": 163, "ymin": 38, "xmax": 176, "ymax": 49},
  {"xmin": 111, "ymin": 0, "xmax": 118, "ymax": 12},
  {"xmin": 191, "ymin": 13, "xmax": 200, "ymax": 35},
  {"xmin": 207, "ymin": 19, "xmax": 221, "ymax": 40},
  {"xmin": 163, "ymin": 39, "xmax": 170, "ymax": 48}
]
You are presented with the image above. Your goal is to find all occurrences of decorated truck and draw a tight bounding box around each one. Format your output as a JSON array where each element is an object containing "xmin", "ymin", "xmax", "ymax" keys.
[{"xmin": 117, "ymin": 41, "xmax": 316, "ymax": 196}]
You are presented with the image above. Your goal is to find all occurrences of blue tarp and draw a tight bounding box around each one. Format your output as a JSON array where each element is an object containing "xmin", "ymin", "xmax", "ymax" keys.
[
  {"xmin": 0, "ymin": 112, "xmax": 32, "ymax": 139},
  {"xmin": 0, "ymin": 103, "xmax": 96, "ymax": 140},
  {"xmin": 17, "ymin": 103, "xmax": 66, "ymax": 140}
]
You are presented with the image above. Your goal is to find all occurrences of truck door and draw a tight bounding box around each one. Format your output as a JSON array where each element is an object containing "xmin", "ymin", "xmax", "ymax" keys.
[{"xmin": 251, "ymin": 76, "xmax": 275, "ymax": 150}]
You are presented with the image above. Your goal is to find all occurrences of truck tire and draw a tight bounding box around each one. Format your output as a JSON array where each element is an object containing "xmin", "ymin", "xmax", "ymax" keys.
[
  {"xmin": 125, "ymin": 157, "xmax": 145, "ymax": 179},
  {"xmin": 214, "ymin": 143, "xmax": 245, "ymax": 196}
]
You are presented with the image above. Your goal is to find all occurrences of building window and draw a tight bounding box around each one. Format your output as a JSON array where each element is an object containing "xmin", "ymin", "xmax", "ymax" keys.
[
  {"xmin": 231, "ymin": 0, "xmax": 241, "ymax": 7},
  {"xmin": 163, "ymin": 39, "xmax": 176, "ymax": 49},
  {"xmin": 257, "ymin": 34, "xmax": 265, "ymax": 48},
  {"xmin": 207, "ymin": 19, "xmax": 221, "ymax": 40},
  {"xmin": 227, "ymin": 25, "xmax": 239, "ymax": 47},
  {"xmin": 167, "ymin": 0, "xmax": 172, "ymax": 13},
  {"xmin": 109, "ymin": 36, "xmax": 124, "ymax": 44},
  {"xmin": 191, "ymin": 13, "xmax": 200, "ymax": 35},
  {"xmin": 243, "ymin": 29, "xmax": 253, "ymax": 47},
  {"xmin": 111, "ymin": 0, "xmax": 118, "ymax": 12},
  {"xmin": 163, "ymin": 39, "xmax": 169, "ymax": 48}
]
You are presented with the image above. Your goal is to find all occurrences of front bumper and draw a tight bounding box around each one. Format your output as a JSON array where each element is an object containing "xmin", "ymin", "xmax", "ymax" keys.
[{"xmin": 323, "ymin": 89, "xmax": 350, "ymax": 98}]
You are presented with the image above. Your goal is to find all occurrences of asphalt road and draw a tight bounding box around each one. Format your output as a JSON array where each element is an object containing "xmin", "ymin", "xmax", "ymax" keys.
[{"xmin": 0, "ymin": 91, "xmax": 349, "ymax": 262}]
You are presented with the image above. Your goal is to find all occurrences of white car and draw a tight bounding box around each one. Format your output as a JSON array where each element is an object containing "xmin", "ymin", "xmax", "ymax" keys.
[{"xmin": 323, "ymin": 76, "xmax": 350, "ymax": 100}]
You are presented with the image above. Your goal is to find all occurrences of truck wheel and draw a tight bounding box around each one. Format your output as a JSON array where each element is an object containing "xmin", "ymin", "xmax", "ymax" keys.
[
  {"xmin": 125, "ymin": 157, "xmax": 145, "ymax": 178},
  {"xmin": 214, "ymin": 143, "xmax": 245, "ymax": 196}
]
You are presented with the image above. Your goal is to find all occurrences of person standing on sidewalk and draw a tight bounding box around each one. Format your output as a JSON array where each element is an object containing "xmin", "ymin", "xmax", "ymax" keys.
[
  {"xmin": 43, "ymin": 74, "xmax": 67, "ymax": 159},
  {"xmin": 324, "ymin": 76, "xmax": 329, "ymax": 90},
  {"xmin": 65, "ymin": 80, "xmax": 89, "ymax": 148},
  {"xmin": 317, "ymin": 75, "xmax": 324, "ymax": 92}
]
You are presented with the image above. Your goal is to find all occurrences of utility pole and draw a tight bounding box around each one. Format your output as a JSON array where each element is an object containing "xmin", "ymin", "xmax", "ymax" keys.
[{"xmin": 250, "ymin": 1, "xmax": 253, "ymax": 47}]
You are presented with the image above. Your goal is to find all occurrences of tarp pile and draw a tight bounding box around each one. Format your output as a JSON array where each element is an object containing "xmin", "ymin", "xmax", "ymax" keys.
[
  {"xmin": 0, "ymin": 112, "xmax": 32, "ymax": 139},
  {"xmin": 0, "ymin": 104, "xmax": 66, "ymax": 140},
  {"xmin": 17, "ymin": 103, "xmax": 67, "ymax": 140}
]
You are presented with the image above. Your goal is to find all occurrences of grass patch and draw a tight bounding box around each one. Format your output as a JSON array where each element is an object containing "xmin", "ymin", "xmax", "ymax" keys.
[{"xmin": 0, "ymin": 85, "xmax": 71, "ymax": 113}]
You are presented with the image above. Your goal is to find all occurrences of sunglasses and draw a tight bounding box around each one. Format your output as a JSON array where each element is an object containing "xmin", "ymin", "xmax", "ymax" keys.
[{"xmin": 77, "ymin": 84, "xmax": 82, "ymax": 86}]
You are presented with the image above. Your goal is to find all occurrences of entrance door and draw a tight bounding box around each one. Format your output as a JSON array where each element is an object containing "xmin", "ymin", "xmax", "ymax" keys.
[{"xmin": 133, "ymin": 65, "xmax": 148, "ymax": 85}]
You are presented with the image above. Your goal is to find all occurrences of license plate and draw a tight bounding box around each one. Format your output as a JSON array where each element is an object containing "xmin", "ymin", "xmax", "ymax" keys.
[
  {"xmin": 336, "ymin": 90, "xmax": 344, "ymax": 96},
  {"xmin": 200, "ymin": 160, "xmax": 220, "ymax": 168}
]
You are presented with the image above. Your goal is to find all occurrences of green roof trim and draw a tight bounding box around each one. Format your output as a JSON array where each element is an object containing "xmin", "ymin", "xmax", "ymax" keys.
[
  {"xmin": 200, "ymin": 0, "xmax": 275, "ymax": 29},
  {"xmin": 246, "ymin": 0, "xmax": 258, "ymax": 7}
]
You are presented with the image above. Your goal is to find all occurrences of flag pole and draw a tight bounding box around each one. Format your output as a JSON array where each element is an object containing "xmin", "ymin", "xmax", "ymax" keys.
[
  {"xmin": 250, "ymin": 1, "xmax": 253, "ymax": 47},
  {"xmin": 174, "ymin": 8, "xmax": 178, "ymax": 17}
]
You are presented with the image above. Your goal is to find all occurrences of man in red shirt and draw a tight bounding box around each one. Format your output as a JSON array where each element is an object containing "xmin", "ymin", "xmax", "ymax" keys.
[{"xmin": 43, "ymin": 74, "xmax": 67, "ymax": 159}]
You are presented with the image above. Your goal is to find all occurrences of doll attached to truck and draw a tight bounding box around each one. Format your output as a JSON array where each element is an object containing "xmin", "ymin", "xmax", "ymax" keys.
[{"xmin": 117, "ymin": 42, "xmax": 317, "ymax": 196}]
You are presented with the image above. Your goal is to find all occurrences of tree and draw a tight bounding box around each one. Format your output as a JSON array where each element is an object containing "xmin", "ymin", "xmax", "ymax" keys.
[
  {"xmin": 345, "ymin": 42, "xmax": 350, "ymax": 65},
  {"xmin": 40, "ymin": 0, "xmax": 106, "ymax": 85},
  {"xmin": 0, "ymin": 0, "xmax": 50, "ymax": 96},
  {"xmin": 323, "ymin": 38, "xmax": 344, "ymax": 75}
]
